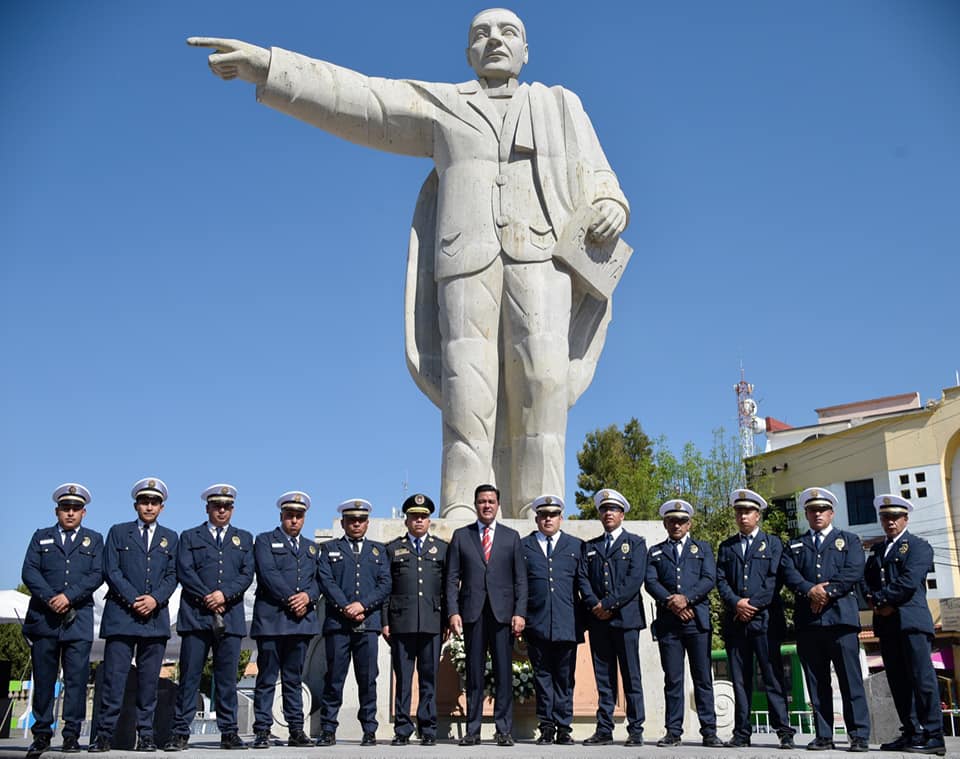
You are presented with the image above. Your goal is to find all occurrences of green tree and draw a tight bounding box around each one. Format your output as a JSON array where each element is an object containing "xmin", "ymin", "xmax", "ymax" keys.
[{"xmin": 1, "ymin": 585, "xmax": 32, "ymax": 679}]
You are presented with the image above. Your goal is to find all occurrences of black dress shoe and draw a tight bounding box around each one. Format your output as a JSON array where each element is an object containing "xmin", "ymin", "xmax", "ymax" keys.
[
  {"xmin": 583, "ymin": 732, "xmax": 613, "ymax": 745},
  {"xmin": 162, "ymin": 734, "xmax": 189, "ymax": 752},
  {"xmin": 136, "ymin": 735, "xmax": 157, "ymax": 752},
  {"xmin": 62, "ymin": 736, "xmax": 82, "ymax": 753},
  {"xmin": 220, "ymin": 732, "xmax": 247, "ymax": 750},
  {"xmin": 555, "ymin": 732, "xmax": 575, "ymax": 746},
  {"xmin": 726, "ymin": 735, "xmax": 751, "ymax": 747},
  {"xmin": 703, "ymin": 734, "xmax": 724, "ymax": 748},
  {"xmin": 847, "ymin": 737, "xmax": 868, "ymax": 752},
  {"xmin": 779, "ymin": 734, "xmax": 796, "ymax": 750},
  {"xmin": 88, "ymin": 735, "xmax": 112, "ymax": 753},
  {"xmin": 806, "ymin": 737, "xmax": 835, "ymax": 751},
  {"xmin": 495, "ymin": 733, "xmax": 514, "ymax": 747},
  {"xmin": 536, "ymin": 731, "xmax": 555, "ymax": 745},
  {"xmin": 880, "ymin": 734, "xmax": 912, "ymax": 751},
  {"xmin": 458, "ymin": 734, "xmax": 480, "ymax": 746},
  {"xmin": 392, "ymin": 734, "xmax": 410, "ymax": 746},
  {"xmin": 624, "ymin": 733, "xmax": 644, "ymax": 746},
  {"xmin": 287, "ymin": 730, "xmax": 312, "ymax": 747},
  {"xmin": 26, "ymin": 736, "xmax": 50, "ymax": 758},
  {"xmin": 657, "ymin": 733, "xmax": 682, "ymax": 747},
  {"xmin": 907, "ymin": 735, "xmax": 947, "ymax": 755},
  {"xmin": 361, "ymin": 732, "xmax": 377, "ymax": 746},
  {"xmin": 421, "ymin": 735, "xmax": 436, "ymax": 746},
  {"xmin": 252, "ymin": 731, "xmax": 271, "ymax": 749},
  {"xmin": 315, "ymin": 732, "xmax": 336, "ymax": 747}
]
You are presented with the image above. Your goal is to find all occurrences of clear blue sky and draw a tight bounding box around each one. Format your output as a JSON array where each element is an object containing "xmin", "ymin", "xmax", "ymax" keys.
[{"xmin": 2, "ymin": 1, "xmax": 958, "ymax": 588}]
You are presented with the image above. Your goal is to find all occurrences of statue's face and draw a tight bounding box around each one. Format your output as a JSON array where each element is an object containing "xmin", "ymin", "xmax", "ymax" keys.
[{"xmin": 466, "ymin": 8, "xmax": 528, "ymax": 82}]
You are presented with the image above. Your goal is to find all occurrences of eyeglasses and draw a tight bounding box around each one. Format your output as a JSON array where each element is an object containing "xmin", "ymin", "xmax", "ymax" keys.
[
  {"xmin": 344, "ymin": 516, "xmax": 369, "ymax": 523},
  {"xmin": 210, "ymin": 503, "xmax": 234, "ymax": 511}
]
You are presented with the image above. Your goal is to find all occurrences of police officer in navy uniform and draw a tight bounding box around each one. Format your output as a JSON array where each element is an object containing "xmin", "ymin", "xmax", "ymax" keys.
[
  {"xmin": 383, "ymin": 494, "xmax": 447, "ymax": 747},
  {"xmin": 645, "ymin": 499, "xmax": 722, "ymax": 749},
  {"xmin": 165, "ymin": 484, "xmax": 254, "ymax": 751},
  {"xmin": 864, "ymin": 494, "xmax": 944, "ymax": 756},
  {"xmin": 250, "ymin": 491, "xmax": 321, "ymax": 749},
  {"xmin": 90, "ymin": 477, "xmax": 179, "ymax": 753},
  {"xmin": 21, "ymin": 484, "xmax": 103, "ymax": 757},
  {"xmin": 780, "ymin": 487, "xmax": 870, "ymax": 752},
  {"xmin": 520, "ymin": 495, "xmax": 587, "ymax": 746},
  {"xmin": 580, "ymin": 489, "xmax": 647, "ymax": 746},
  {"xmin": 716, "ymin": 489, "xmax": 795, "ymax": 749},
  {"xmin": 316, "ymin": 499, "xmax": 391, "ymax": 747}
]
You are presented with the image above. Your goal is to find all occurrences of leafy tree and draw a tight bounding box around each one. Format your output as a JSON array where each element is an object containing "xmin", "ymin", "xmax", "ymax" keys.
[{"xmin": 1, "ymin": 585, "xmax": 32, "ymax": 679}]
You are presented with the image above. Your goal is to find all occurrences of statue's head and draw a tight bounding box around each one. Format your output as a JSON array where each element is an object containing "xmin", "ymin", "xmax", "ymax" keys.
[{"xmin": 466, "ymin": 8, "xmax": 528, "ymax": 82}]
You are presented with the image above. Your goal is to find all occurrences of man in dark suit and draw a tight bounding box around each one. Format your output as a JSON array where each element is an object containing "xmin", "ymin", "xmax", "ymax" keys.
[
  {"xmin": 780, "ymin": 487, "xmax": 870, "ymax": 752},
  {"xmin": 445, "ymin": 484, "xmax": 528, "ymax": 746},
  {"xmin": 165, "ymin": 484, "xmax": 255, "ymax": 751},
  {"xmin": 864, "ymin": 494, "xmax": 944, "ymax": 756},
  {"xmin": 21, "ymin": 483, "xmax": 103, "ymax": 758},
  {"xmin": 580, "ymin": 488, "xmax": 647, "ymax": 746},
  {"xmin": 250, "ymin": 491, "xmax": 321, "ymax": 749},
  {"xmin": 520, "ymin": 495, "xmax": 586, "ymax": 745},
  {"xmin": 316, "ymin": 499, "xmax": 391, "ymax": 746},
  {"xmin": 383, "ymin": 494, "xmax": 447, "ymax": 746},
  {"xmin": 716, "ymin": 489, "xmax": 795, "ymax": 749},
  {"xmin": 645, "ymin": 499, "xmax": 722, "ymax": 748},
  {"xmin": 90, "ymin": 477, "xmax": 179, "ymax": 753}
]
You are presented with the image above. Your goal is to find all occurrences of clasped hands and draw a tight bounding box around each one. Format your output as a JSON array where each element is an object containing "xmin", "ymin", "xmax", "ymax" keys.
[
  {"xmin": 807, "ymin": 582, "xmax": 830, "ymax": 614},
  {"xmin": 666, "ymin": 594, "xmax": 694, "ymax": 622}
]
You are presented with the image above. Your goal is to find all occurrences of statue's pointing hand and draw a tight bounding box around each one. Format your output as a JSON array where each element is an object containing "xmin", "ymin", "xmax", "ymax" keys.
[
  {"xmin": 187, "ymin": 37, "xmax": 270, "ymax": 86},
  {"xmin": 589, "ymin": 198, "xmax": 627, "ymax": 243}
]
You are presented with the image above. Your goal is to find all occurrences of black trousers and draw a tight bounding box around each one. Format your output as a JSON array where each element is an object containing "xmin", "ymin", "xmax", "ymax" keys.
[
  {"xmin": 880, "ymin": 628, "xmax": 942, "ymax": 738},
  {"xmin": 725, "ymin": 631, "xmax": 794, "ymax": 739},
  {"xmin": 253, "ymin": 635, "xmax": 309, "ymax": 732},
  {"xmin": 657, "ymin": 627, "xmax": 717, "ymax": 737},
  {"xmin": 172, "ymin": 631, "xmax": 242, "ymax": 735},
  {"xmin": 463, "ymin": 601, "xmax": 513, "ymax": 736},
  {"xmin": 526, "ymin": 635, "xmax": 576, "ymax": 732},
  {"xmin": 29, "ymin": 637, "xmax": 91, "ymax": 739},
  {"xmin": 589, "ymin": 623, "xmax": 645, "ymax": 736},
  {"xmin": 95, "ymin": 636, "xmax": 166, "ymax": 739},
  {"xmin": 796, "ymin": 626, "xmax": 870, "ymax": 740},
  {"xmin": 390, "ymin": 632, "xmax": 440, "ymax": 738},
  {"xmin": 320, "ymin": 631, "xmax": 380, "ymax": 734}
]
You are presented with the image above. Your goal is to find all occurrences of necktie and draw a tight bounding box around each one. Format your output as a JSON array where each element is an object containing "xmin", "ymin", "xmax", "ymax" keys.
[
  {"xmin": 142, "ymin": 525, "xmax": 150, "ymax": 552},
  {"xmin": 742, "ymin": 534, "xmax": 752, "ymax": 557},
  {"xmin": 482, "ymin": 526, "xmax": 492, "ymax": 562},
  {"xmin": 605, "ymin": 533, "xmax": 614, "ymax": 555},
  {"xmin": 216, "ymin": 528, "xmax": 223, "ymax": 549},
  {"xmin": 883, "ymin": 537, "xmax": 894, "ymax": 558},
  {"xmin": 291, "ymin": 537, "xmax": 299, "ymax": 554},
  {"xmin": 546, "ymin": 535, "xmax": 553, "ymax": 558},
  {"xmin": 352, "ymin": 539, "xmax": 361, "ymax": 556},
  {"xmin": 414, "ymin": 537, "xmax": 422, "ymax": 555},
  {"xmin": 814, "ymin": 532, "xmax": 823, "ymax": 551},
  {"xmin": 63, "ymin": 530, "xmax": 75, "ymax": 546}
]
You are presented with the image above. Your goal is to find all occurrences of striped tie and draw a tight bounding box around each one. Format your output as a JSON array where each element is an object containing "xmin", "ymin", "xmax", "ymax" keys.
[{"xmin": 482, "ymin": 526, "xmax": 492, "ymax": 562}]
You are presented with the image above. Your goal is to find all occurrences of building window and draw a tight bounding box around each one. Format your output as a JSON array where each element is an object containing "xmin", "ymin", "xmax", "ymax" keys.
[
  {"xmin": 845, "ymin": 479, "xmax": 876, "ymax": 526},
  {"xmin": 899, "ymin": 474, "xmax": 910, "ymax": 485},
  {"xmin": 902, "ymin": 489, "xmax": 911, "ymax": 499},
  {"xmin": 927, "ymin": 576, "xmax": 938, "ymax": 590},
  {"xmin": 917, "ymin": 487, "xmax": 927, "ymax": 498},
  {"xmin": 915, "ymin": 472, "xmax": 926, "ymax": 483}
]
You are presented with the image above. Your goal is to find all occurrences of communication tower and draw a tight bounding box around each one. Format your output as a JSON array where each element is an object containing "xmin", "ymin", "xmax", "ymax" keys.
[{"xmin": 734, "ymin": 368, "xmax": 764, "ymax": 459}]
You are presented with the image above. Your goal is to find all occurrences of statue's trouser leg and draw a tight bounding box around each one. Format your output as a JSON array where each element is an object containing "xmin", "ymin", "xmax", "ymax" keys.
[
  {"xmin": 438, "ymin": 259, "xmax": 504, "ymax": 512},
  {"xmin": 502, "ymin": 260, "xmax": 571, "ymax": 511}
]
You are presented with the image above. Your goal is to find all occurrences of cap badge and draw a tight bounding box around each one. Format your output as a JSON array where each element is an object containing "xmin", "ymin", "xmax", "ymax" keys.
[
  {"xmin": 69, "ymin": 485, "xmax": 77, "ymax": 495},
  {"xmin": 834, "ymin": 537, "xmax": 845, "ymax": 550},
  {"xmin": 883, "ymin": 496, "xmax": 891, "ymax": 505},
  {"xmin": 354, "ymin": 500, "xmax": 363, "ymax": 507},
  {"xmin": 414, "ymin": 494, "xmax": 425, "ymax": 505},
  {"xmin": 293, "ymin": 494, "xmax": 303, "ymax": 503},
  {"xmin": 232, "ymin": 535, "xmax": 241, "ymax": 546},
  {"xmin": 690, "ymin": 543, "xmax": 699, "ymax": 554},
  {"xmin": 738, "ymin": 491, "xmax": 745, "ymax": 499},
  {"xmin": 148, "ymin": 479, "xmax": 156, "ymax": 488},
  {"xmin": 899, "ymin": 542, "xmax": 909, "ymax": 555},
  {"xmin": 82, "ymin": 536, "xmax": 91, "ymax": 547},
  {"xmin": 621, "ymin": 543, "xmax": 630, "ymax": 554},
  {"xmin": 811, "ymin": 489, "xmax": 819, "ymax": 499},
  {"xmin": 601, "ymin": 490, "xmax": 609, "ymax": 499},
  {"xmin": 545, "ymin": 496, "xmax": 553, "ymax": 505},
  {"xmin": 221, "ymin": 486, "xmax": 230, "ymax": 496}
]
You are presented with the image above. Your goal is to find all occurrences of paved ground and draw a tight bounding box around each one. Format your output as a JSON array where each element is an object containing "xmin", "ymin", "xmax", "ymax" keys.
[{"xmin": 0, "ymin": 734, "xmax": 957, "ymax": 759}]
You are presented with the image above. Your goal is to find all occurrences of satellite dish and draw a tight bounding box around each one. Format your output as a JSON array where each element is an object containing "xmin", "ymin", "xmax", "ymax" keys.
[
  {"xmin": 750, "ymin": 416, "xmax": 765, "ymax": 434},
  {"xmin": 741, "ymin": 398, "xmax": 758, "ymax": 416}
]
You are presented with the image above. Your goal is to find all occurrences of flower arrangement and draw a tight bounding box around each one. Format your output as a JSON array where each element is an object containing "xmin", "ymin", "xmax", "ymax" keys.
[{"xmin": 442, "ymin": 633, "xmax": 536, "ymax": 703}]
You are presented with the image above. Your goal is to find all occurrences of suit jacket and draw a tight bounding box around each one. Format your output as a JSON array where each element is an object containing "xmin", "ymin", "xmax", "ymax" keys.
[
  {"xmin": 581, "ymin": 529, "xmax": 647, "ymax": 630},
  {"xmin": 716, "ymin": 529, "xmax": 786, "ymax": 638},
  {"xmin": 863, "ymin": 530, "xmax": 934, "ymax": 636},
  {"xmin": 21, "ymin": 525, "xmax": 103, "ymax": 642},
  {"xmin": 250, "ymin": 527, "xmax": 321, "ymax": 638},
  {"xmin": 317, "ymin": 535, "xmax": 391, "ymax": 633},
  {"xmin": 176, "ymin": 523, "xmax": 255, "ymax": 636},
  {"xmin": 100, "ymin": 521, "xmax": 179, "ymax": 639},
  {"xmin": 385, "ymin": 533, "xmax": 447, "ymax": 635},
  {"xmin": 521, "ymin": 531, "xmax": 588, "ymax": 643},
  {"xmin": 445, "ymin": 522, "xmax": 528, "ymax": 625},
  {"xmin": 781, "ymin": 528, "xmax": 864, "ymax": 630},
  {"xmin": 645, "ymin": 537, "xmax": 715, "ymax": 635}
]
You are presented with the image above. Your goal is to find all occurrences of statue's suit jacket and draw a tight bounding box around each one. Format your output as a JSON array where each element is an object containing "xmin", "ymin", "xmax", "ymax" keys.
[
  {"xmin": 256, "ymin": 51, "xmax": 629, "ymax": 406},
  {"xmin": 445, "ymin": 523, "xmax": 528, "ymax": 625}
]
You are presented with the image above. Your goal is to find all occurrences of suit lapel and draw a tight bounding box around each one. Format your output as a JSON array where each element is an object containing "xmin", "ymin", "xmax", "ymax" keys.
[
  {"xmin": 460, "ymin": 82, "xmax": 503, "ymax": 140},
  {"xmin": 499, "ymin": 83, "xmax": 530, "ymax": 162}
]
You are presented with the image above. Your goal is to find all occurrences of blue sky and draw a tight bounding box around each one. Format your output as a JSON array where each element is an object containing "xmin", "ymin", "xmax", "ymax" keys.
[{"xmin": 2, "ymin": 1, "xmax": 958, "ymax": 588}]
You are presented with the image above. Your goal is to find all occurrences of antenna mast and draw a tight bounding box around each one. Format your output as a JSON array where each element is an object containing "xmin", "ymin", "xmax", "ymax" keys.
[{"xmin": 734, "ymin": 366, "xmax": 763, "ymax": 459}]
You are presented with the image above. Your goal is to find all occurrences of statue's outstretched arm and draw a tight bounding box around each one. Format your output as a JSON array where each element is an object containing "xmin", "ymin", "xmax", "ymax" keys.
[{"xmin": 188, "ymin": 37, "xmax": 270, "ymax": 86}]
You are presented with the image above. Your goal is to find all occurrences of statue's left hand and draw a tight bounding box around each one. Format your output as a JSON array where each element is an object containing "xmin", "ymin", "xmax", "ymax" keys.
[
  {"xmin": 588, "ymin": 199, "xmax": 627, "ymax": 243},
  {"xmin": 187, "ymin": 37, "xmax": 270, "ymax": 86}
]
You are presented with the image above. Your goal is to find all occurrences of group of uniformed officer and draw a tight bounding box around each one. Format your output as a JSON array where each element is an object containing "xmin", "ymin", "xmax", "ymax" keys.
[{"xmin": 20, "ymin": 478, "xmax": 946, "ymax": 755}]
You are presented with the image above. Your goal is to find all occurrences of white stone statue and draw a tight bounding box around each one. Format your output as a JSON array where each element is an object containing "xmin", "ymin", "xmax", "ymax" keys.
[{"xmin": 189, "ymin": 8, "xmax": 632, "ymax": 517}]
